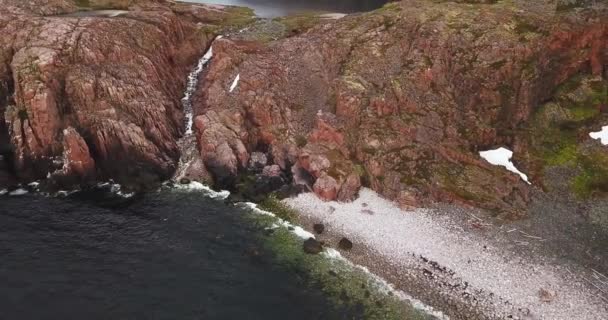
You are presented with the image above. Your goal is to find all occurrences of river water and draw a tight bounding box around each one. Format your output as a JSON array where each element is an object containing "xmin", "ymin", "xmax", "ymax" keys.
[
  {"xmin": 0, "ymin": 191, "xmax": 366, "ymax": 319},
  {"xmin": 185, "ymin": 0, "xmax": 389, "ymax": 17}
]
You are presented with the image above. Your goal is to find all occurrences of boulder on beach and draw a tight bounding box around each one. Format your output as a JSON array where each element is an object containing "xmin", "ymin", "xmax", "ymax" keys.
[
  {"xmin": 313, "ymin": 223, "xmax": 325, "ymax": 234},
  {"xmin": 303, "ymin": 237, "xmax": 323, "ymax": 254},
  {"xmin": 338, "ymin": 237, "xmax": 353, "ymax": 251}
]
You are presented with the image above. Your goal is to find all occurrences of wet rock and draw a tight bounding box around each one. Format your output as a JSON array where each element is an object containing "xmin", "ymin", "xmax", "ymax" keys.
[
  {"xmin": 313, "ymin": 223, "xmax": 325, "ymax": 234},
  {"xmin": 313, "ymin": 173, "xmax": 339, "ymax": 201},
  {"xmin": 248, "ymin": 152, "xmax": 268, "ymax": 171},
  {"xmin": 274, "ymin": 184, "xmax": 308, "ymax": 199},
  {"xmin": 303, "ymin": 237, "xmax": 323, "ymax": 254},
  {"xmin": 338, "ymin": 237, "xmax": 353, "ymax": 251},
  {"xmin": 179, "ymin": 178, "xmax": 191, "ymax": 185}
]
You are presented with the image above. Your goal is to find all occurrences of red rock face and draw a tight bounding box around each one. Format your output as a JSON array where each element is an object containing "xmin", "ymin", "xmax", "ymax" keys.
[
  {"xmin": 192, "ymin": 0, "xmax": 608, "ymax": 214},
  {"xmin": 0, "ymin": 0, "xmax": 216, "ymax": 188}
]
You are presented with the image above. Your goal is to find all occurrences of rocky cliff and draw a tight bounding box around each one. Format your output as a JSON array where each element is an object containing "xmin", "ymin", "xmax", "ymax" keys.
[
  {"xmin": 0, "ymin": 0, "xmax": 253, "ymax": 189},
  {"xmin": 192, "ymin": 0, "xmax": 608, "ymax": 216},
  {"xmin": 2, "ymin": 0, "xmax": 607, "ymax": 220}
]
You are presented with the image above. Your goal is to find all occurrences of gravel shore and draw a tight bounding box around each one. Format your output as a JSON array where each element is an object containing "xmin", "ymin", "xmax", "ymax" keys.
[{"xmin": 284, "ymin": 188, "xmax": 608, "ymax": 320}]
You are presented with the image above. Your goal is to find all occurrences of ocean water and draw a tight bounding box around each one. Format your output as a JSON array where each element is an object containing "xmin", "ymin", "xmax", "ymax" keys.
[{"xmin": 0, "ymin": 190, "xmax": 367, "ymax": 319}]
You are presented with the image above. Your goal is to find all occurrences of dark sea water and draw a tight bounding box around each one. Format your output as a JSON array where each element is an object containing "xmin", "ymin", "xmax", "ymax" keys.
[
  {"xmin": 0, "ymin": 191, "xmax": 365, "ymax": 320},
  {"xmin": 186, "ymin": 0, "xmax": 389, "ymax": 17}
]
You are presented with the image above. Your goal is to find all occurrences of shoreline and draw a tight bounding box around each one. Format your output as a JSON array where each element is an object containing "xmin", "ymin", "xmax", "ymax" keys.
[
  {"xmin": 284, "ymin": 188, "xmax": 608, "ymax": 320},
  {"xmin": 3, "ymin": 181, "xmax": 607, "ymax": 319}
]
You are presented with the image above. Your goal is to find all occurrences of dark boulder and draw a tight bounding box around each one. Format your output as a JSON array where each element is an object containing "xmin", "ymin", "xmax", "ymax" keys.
[
  {"xmin": 338, "ymin": 237, "xmax": 353, "ymax": 251},
  {"xmin": 313, "ymin": 223, "xmax": 325, "ymax": 234},
  {"xmin": 303, "ymin": 237, "xmax": 323, "ymax": 254}
]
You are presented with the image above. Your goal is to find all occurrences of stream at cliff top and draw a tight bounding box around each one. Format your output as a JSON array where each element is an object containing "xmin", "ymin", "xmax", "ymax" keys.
[{"xmin": 185, "ymin": 0, "xmax": 389, "ymax": 17}]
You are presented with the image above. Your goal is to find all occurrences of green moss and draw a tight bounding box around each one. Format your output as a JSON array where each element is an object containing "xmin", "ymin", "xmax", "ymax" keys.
[
  {"xmin": 72, "ymin": 0, "xmax": 134, "ymax": 9},
  {"xmin": 572, "ymin": 152, "xmax": 608, "ymax": 198},
  {"xmin": 423, "ymin": 56, "xmax": 433, "ymax": 68},
  {"xmin": 526, "ymin": 75, "xmax": 608, "ymax": 198},
  {"xmin": 73, "ymin": 0, "xmax": 90, "ymax": 7},
  {"xmin": 241, "ymin": 208, "xmax": 432, "ymax": 319},
  {"xmin": 489, "ymin": 59, "xmax": 507, "ymax": 70},
  {"xmin": 18, "ymin": 109, "xmax": 28, "ymax": 121},
  {"xmin": 374, "ymin": 2, "xmax": 402, "ymax": 14},
  {"xmin": 274, "ymin": 12, "xmax": 322, "ymax": 36},
  {"xmin": 362, "ymin": 146, "xmax": 377, "ymax": 155},
  {"xmin": 259, "ymin": 194, "xmax": 298, "ymax": 222},
  {"xmin": 295, "ymin": 135, "xmax": 308, "ymax": 148},
  {"xmin": 325, "ymin": 149, "xmax": 352, "ymax": 180},
  {"xmin": 545, "ymin": 142, "xmax": 578, "ymax": 166},
  {"xmin": 513, "ymin": 19, "xmax": 539, "ymax": 35},
  {"xmin": 556, "ymin": 0, "xmax": 595, "ymax": 11}
]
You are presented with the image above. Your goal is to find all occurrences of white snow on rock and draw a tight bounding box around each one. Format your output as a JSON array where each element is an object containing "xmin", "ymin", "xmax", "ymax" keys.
[
  {"xmin": 479, "ymin": 147, "xmax": 530, "ymax": 184},
  {"xmin": 0, "ymin": 189, "xmax": 7, "ymax": 195},
  {"xmin": 589, "ymin": 126, "xmax": 608, "ymax": 145},
  {"xmin": 229, "ymin": 73, "xmax": 240, "ymax": 93}
]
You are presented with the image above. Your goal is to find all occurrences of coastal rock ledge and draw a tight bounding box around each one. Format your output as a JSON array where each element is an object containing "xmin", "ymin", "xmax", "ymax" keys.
[
  {"xmin": 0, "ymin": 0, "xmax": 250, "ymax": 189},
  {"xmin": 1, "ymin": 0, "xmax": 607, "ymax": 220},
  {"xmin": 193, "ymin": 0, "xmax": 608, "ymax": 216}
]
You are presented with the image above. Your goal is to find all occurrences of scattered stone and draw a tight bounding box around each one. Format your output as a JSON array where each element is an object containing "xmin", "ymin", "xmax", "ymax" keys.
[
  {"xmin": 338, "ymin": 237, "xmax": 353, "ymax": 251},
  {"xmin": 313, "ymin": 223, "xmax": 325, "ymax": 234},
  {"xmin": 303, "ymin": 237, "xmax": 323, "ymax": 254},
  {"xmin": 361, "ymin": 209, "xmax": 374, "ymax": 215},
  {"xmin": 539, "ymin": 288, "xmax": 556, "ymax": 303},
  {"xmin": 179, "ymin": 178, "xmax": 191, "ymax": 185}
]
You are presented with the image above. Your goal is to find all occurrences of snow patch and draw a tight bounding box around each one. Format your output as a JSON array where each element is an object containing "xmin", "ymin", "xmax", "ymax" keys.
[
  {"xmin": 229, "ymin": 73, "xmax": 240, "ymax": 93},
  {"xmin": 479, "ymin": 147, "xmax": 530, "ymax": 184},
  {"xmin": 589, "ymin": 126, "xmax": 608, "ymax": 145},
  {"xmin": 0, "ymin": 189, "xmax": 7, "ymax": 195}
]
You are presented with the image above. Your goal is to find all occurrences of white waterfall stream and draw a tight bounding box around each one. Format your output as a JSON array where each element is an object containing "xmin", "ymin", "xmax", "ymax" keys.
[{"xmin": 174, "ymin": 37, "xmax": 221, "ymax": 181}]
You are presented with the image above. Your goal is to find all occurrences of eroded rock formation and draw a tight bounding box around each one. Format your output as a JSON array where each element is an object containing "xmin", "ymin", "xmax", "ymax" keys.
[
  {"xmin": 0, "ymin": 0, "xmax": 252, "ymax": 189},
  {"xmin": 192, "ymin": 0, "xmax": 608, "ymax": 216}
]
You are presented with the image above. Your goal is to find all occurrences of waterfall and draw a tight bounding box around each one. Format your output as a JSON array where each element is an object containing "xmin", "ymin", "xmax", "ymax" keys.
[
  {"xmin": 181, "ymin": 36, "xmax": 222, "ymax": 135},
  {"xmin": 174, "ymin": 36, "xmax": 221, "ymax": 182}
]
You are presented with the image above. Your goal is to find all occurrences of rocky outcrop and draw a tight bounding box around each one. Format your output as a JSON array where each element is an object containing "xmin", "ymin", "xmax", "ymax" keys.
[
  {"xmin": 0, "ymin": 0, "xmax": 252, "ymax": 189},
  {"xmin": 192, "ymin": 0, "xmax": 608, "ymax": 215}
]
